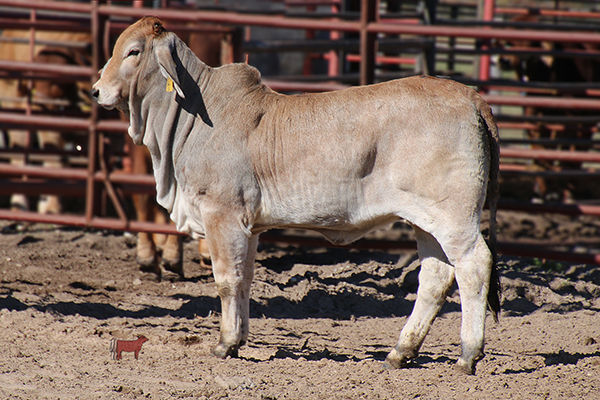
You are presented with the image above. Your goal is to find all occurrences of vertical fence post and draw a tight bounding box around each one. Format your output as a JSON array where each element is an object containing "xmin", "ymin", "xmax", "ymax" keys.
[
  {"xmin": 86, "ymin": 1, "xmax": 101, "ymax": 225},
  {"xmin": 360, "ymin": 0, "xmax": 377, "ymax": 85},
  {"xmin": 422, "ymin": 0, "xmax": 437, "ymax": 75},
  {"xmin": 477, "ymin": 0, "xmax": 495, "ymax": 92},
  {"xmin": 327, "ymin": 1, "xmax": 341, "ymax": 77}
]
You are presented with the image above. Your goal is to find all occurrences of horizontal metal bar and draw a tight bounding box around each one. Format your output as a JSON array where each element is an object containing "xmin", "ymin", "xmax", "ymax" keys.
[
  {"xmin": 496, "ymin": 7, "xmax": 600, "ymax": 20},
  {"xmin": 244, "ymin": 38, "xmax": 430, "ymax": 53},
  {"xmin": 0, "ymin": 60, "xmax": 93, "ymax": 81},
  {"xmin": 498, "ymin": 200, "xmax": 600, "ymax": 217},
  {"xmin": 498, "ymin": 243, "xmax": 600, "ymax": 265},
  {"xmin": 482, "ymin": 94, "xmax": 600, "ymax": 111},
  {"xmin": 0, "ymin": 179, "xmax": 154, "ymax": 196},
  {"xmin": 0, "ymin": 17, "xmax": 90, "ymax": 32},
  {"xmin": 7, "ymin": 0, "xmax": 596, "ymax": 46},
  {"xmin": 0, "ymin": 111, "xmax": 128, "ymax": 133},
  {"xmin": 369, "ymin": 21, "xmax": 600, "ymax": 45},
  {"xmin": 96, "ymin": 119, "xmax": 129, "ymax": 133},
  {"xmin": 3, "ymin": 0, "xmax": 600, "ymax": 47},
  {"xmin": 0, "ymin": 0, "xmax": 91, "ymax": 14},
  {"xmin": 0, "ymin": 209, "xmax": 179, "ymax": 235},
  {"xmin": 0, "ymin": 163, "xmax": 156, "ymax": 186},
  {"xmin": 500, "ymin": 148, "xmax": 600, "ymax": 164},
  {"xmin": 0, "ymin": 111, "xmax": 89, "ymax": 131}
]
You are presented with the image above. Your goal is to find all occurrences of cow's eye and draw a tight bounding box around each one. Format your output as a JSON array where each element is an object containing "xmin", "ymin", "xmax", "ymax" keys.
[{"xmin": 127, "ymin": 49, "xmax": 140, "ymax": 57}]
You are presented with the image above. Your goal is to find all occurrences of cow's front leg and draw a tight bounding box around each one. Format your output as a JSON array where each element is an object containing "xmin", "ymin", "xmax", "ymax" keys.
[{"xmin": 204, "ymin": 214, "xmax": 257, "ymax": 359}]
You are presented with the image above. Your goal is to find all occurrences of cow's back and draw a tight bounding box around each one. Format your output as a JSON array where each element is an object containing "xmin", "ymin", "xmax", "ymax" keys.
[{"xmin": 245, "ymin": 75, "xmax": 493, "ymax": 237}]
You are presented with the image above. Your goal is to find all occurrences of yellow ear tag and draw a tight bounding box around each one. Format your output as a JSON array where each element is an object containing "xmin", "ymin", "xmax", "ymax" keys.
[{"xmin": 166, "ymin": 77, "xmax": 174, "ymax": 92}]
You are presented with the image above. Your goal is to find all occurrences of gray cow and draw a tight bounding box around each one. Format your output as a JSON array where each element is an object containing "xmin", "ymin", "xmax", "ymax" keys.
[{"xmin": 93, "ymin": 17, "xmax": 500, "ymax": 375}]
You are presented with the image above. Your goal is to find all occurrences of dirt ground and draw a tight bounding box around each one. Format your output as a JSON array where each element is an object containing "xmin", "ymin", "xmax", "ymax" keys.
[{"xmin": 0, "ymin": 212, "xmax": 599, "ymax": 400}]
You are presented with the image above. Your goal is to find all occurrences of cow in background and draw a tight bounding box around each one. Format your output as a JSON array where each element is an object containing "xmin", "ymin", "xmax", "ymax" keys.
[
  {"xmin": 0, "ymin": 30, "xmax": 91, "ymax": 214},
  {"xmin": 498, "ymin": 15, "xmax": 600, "ymax": 202},
  {"xmin": 0, "ymin": 25, "xmax": 232, "ymax": 280}
]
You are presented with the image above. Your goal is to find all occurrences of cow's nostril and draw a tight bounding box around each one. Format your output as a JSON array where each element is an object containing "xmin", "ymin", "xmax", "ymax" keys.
[{"xmin": 92, "ymin": 88, "xmax": 99, "ymax": 99}]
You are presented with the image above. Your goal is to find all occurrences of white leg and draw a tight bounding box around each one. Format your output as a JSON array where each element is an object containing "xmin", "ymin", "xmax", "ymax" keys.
[
  {"xmin": 386, "ymin": 226, "xmax": 455, "ymax": 368},
  {"xmin": 204, "ymin": 212, "xmax": 257, "ymax": 359},
  {"xmin": 452, "ymin": 234, "xmax": 493, "ymax": 374},
  {"xmin": 240, "ymin": 235, "xmax": 258, "ymax": 346}
]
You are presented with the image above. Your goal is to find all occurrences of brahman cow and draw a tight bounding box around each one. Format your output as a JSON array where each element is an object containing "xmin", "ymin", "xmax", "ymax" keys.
[{"xmin": 93, "ymin": 17, "xmax": 500, "ymax": 375}]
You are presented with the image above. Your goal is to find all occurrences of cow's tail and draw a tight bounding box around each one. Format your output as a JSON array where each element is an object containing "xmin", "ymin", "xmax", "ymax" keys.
[{"xmin": 480, "ymin": 102, "xmax": 501, "ymax": 323}]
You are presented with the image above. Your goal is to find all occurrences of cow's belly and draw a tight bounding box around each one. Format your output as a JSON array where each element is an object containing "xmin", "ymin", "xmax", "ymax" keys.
[{"xmin": 253, "ymin": 182, "xmax": 398, "ymax": 244}]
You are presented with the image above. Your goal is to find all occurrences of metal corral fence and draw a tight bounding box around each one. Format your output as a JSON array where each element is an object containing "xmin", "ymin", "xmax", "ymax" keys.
[{"xmin": 1, "ymin": 0, "xmax": 600, "ymax": 264}]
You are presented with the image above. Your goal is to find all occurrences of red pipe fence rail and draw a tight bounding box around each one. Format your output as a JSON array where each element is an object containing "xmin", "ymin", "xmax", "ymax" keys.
[{"xmin": 1, "ymin": 0, "xmax": 600, "ymax": 264}]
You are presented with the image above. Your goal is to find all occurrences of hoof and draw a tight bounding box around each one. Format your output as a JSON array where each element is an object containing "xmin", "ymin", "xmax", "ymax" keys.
[
  {"xmin": 140, "ymin": 271, "xmax": 161, "ymax": 282},
  {"xmin": 455, "ymin": 352, "xmax": 483, "ymax": 375},
  {"xmin": 160, "ymin": 266, "xmax": 183, "ymax": 282},
  {"xmin": 384, "ymin": 346, "xmax": 416, "ymax": 369},
  {"xmin": 199, "ymin": 256, "xmax": 212, "ymax": 270},
  {"xmin": 162, "ymin": 256, "xmax": 184, "ymax": 281},
  {"xmin": 138, "ymin": 256, "xmax": 161, "ymax": 280},
  {"xmin": 455, "ymin": 359, "xmax": 476, "ymax": 375},
  {"xmin": 211, "ymin": 343, "xmax": 240, "ymax": 359},
  {"xmin": 163, "ymin": 256, "xmax": 183, "ymax": 272}
]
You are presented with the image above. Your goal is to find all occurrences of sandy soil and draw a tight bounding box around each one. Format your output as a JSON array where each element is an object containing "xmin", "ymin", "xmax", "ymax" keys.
[{"xmin": 0, "ymin": 213, "xmax": 599, "ymax": 399}]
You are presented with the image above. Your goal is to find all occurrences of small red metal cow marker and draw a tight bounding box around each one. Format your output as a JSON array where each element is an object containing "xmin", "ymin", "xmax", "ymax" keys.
[{"xmin": 110, "ymin": 336, "xmax": 148, "ymax": 360}]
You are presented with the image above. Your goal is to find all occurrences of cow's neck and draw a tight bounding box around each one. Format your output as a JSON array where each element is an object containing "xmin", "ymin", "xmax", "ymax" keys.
[{"xmin": 129, "ymin": 38, "xmax": 212, "ymax": 225}]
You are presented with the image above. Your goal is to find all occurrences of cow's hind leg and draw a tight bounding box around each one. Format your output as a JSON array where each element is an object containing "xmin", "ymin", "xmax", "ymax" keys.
[
  {"xmin": 450, "ymin": 233, "xmax": 493, "ymax": 375},
  {"xmin": 385, "ymin": 226, "xmax": 455, "ymax": 369},
  {"xmin": 205, "ymin": 213, "xmax": 257, "ymax": 359}
]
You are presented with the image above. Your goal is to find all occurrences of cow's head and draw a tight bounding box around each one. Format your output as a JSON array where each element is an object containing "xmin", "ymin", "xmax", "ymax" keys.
[{"xmin": 92, "ymin": 16, "xmax": 184, "ymax": 112}]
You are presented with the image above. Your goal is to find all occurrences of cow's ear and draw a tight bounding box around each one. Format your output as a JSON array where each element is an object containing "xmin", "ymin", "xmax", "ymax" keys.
[{"xmin": 155, "ymin": 39, "xmax": 185, "ymax": 99}]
